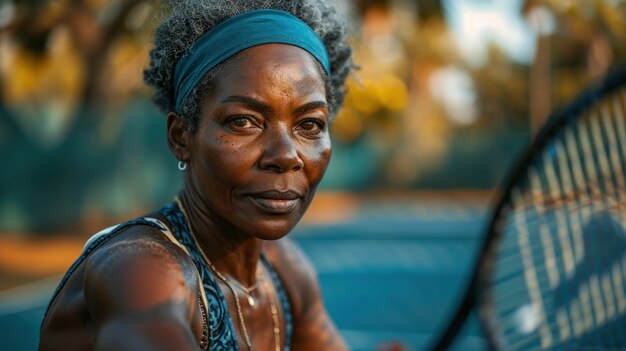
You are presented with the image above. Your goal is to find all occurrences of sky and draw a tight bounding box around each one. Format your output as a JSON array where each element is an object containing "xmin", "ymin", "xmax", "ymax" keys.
[{"xmin": 443, "ymin": 0, "xmax": 550, "ymax": 67}]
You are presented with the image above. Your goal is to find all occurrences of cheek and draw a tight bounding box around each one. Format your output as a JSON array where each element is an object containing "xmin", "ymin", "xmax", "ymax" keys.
[
  {"xmin": 304, "ymin": 137, "xmax": 332, "ymax": 184},
  {"xmin": 195, "ymin": 132, "xmax": 258, "ymax": 180}
]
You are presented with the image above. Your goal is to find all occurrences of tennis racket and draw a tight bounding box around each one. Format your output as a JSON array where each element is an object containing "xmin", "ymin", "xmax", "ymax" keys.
[{"xmin": 432, "ymin": 65, "xmax": 626, "ymax": 350}]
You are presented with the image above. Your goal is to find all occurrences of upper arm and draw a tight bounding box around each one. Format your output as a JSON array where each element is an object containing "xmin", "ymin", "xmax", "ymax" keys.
[
  {"xmin": 84, "ymin": 234, "xmax": 202, "ymax": 351},
  {"xmin": 264, "ymin": 238, "xmax": 348, "ymax": 351}
]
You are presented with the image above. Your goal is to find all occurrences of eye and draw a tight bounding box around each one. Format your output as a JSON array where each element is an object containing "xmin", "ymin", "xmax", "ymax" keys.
[
  {"xmin": 226, "ymin": 116, "xmax": 259, "ymax": 130},
  {"xmin": 298, "ymin": 119, "xmax": 325, "ymax": 134}
]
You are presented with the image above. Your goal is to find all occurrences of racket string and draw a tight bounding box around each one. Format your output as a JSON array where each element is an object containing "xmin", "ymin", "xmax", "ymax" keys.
[{"xmin": 483, "ymin": 87, "xmax": 626, "ymax": 350}]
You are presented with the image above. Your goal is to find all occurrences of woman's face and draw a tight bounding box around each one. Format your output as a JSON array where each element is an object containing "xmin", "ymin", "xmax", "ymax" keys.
[{"xmin": 187, "ymin": 44, "xmax": 331, "ymax": 240}]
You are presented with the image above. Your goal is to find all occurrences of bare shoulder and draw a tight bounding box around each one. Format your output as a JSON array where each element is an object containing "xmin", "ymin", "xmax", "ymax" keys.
[
  {"xmin": 263, "ymin": 237, "xmax": 349, "ymax": 351},
  {"xmin": 82, "ymin": 226, "xmax": 203, "ymax": 351},
  {"xmin": 84, "ymin": 229, "xmax": 198, "ymax": 309},
  {"xmin": 85, "ymin": 225, "xmax": 200, "ymax": 288}
]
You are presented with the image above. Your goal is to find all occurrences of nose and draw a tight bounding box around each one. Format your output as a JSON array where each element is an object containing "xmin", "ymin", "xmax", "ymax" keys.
[{"xmin": 258, "ymin": 127, "xmax": 304, "ymax": 173}]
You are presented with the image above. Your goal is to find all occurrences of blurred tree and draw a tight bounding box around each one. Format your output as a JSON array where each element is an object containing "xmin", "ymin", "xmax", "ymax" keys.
[
  {"xmin": 1, "ymin": 0, "xmax": 156, "ymax": 133},
  {"xmin": 2, "ymin": 0, "xmax": 626, "ymax": 232},
  {"xmin": 0, "ymin": 0, "xmax": 171, "ymax": 233},
  {"xmin": 524, "ymin": 0, "xmax": 626, "ymax": 131}
]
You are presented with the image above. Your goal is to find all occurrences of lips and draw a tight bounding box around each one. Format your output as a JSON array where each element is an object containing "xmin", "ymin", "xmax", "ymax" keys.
[{"xmin": 248, "ymin": 190, "xmax": 302, "ymax": 214}]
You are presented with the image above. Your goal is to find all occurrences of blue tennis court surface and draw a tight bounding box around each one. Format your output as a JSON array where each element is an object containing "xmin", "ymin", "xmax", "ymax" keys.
[
  {"xmin": 0, "ymin": 206, "xmax": 489, "ymax": 350},
  {"xmin": 296, "ymin": 216, "xmax": 489, "ymax": 350}
]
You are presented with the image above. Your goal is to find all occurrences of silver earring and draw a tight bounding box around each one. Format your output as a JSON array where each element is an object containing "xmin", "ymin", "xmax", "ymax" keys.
[{"xmin": 178, "ymin": 161, "xmax": 187, "ymax": 171}]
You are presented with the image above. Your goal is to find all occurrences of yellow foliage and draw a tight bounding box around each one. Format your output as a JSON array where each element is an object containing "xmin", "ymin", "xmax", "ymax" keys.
[
  {"xmin": 597, "ymin": 0, "xmax": 626, "ymax": 42},
  {"xmin": 374, "ymin": 74, "xmax": 408, "ymax": 111},
  {"xmin": 333, "ymin": 108, "xmax": 364, "ymax": 142},
  {"xmin": 102, "ymin": 36, "xmax": 151, "ymax": 102},
  {"xmin": 333, "ymin": 70, "xmax": 408, "ymax": 142},
  {"xmin": 345, "ymin": 77, "xmax": 380, "ymax": 115},
  {"xmin": 1, "ymin": 26, "xmax": 84, "ymax": 108},
  {"xmin": 343, "ymin": 74, "xmax": 408, "ymax": 113}
]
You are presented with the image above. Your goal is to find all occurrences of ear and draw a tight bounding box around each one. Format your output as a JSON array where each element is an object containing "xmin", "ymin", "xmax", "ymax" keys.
[{"xmin": 166, "ymin": 112, "xmax": 191, "ymax": 162}]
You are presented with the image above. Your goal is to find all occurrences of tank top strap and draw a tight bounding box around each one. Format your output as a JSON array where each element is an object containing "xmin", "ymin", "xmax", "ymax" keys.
[
  {"xmin": 159, "ymin": 202, "xmax": 294, "ymax": 351},
  {"xmin": 159, "ymin": 202, "xmax": 239, "ymax": 350}
]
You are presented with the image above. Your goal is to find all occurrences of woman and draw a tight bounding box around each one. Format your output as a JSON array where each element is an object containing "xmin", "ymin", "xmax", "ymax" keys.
[{"xmin": 39, "ymin": 0, "xmax": 353, "ymax": 350}]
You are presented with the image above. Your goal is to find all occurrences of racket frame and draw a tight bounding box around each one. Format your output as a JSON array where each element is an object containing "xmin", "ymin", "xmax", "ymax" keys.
[{"xmin": 430, "ymin": 65, "xmax": 626, "ymax": 351}]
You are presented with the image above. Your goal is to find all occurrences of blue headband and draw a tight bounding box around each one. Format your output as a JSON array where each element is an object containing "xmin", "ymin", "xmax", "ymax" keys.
[{"xmin": 173, "ymin": 9, "xmax": 331, "ymax": 112}]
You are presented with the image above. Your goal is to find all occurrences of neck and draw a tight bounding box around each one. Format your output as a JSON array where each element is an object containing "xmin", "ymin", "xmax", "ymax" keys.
[{"xmin": 177, "ymin": 187, "xmax": 262, "ymax": 287}]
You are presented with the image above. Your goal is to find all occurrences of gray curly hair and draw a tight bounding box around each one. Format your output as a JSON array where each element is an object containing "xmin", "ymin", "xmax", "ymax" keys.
[{"xmin": 144, "ymin": 0, "xmax": 353, "ymax": 132}]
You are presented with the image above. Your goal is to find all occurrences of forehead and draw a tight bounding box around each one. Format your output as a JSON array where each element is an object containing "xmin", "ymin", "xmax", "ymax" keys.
[{"xmin": 211, "ymin": 44, "xmax": 327, "ymax": 98}]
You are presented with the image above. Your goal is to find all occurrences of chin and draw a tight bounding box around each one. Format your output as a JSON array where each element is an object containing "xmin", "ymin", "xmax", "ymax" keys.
[{"xmin": 248, "ymin": 217, "xmax": 300, "ymax": 241}]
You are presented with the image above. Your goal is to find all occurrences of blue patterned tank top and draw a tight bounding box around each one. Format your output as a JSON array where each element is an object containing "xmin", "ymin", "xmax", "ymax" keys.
[{"xmin": 42, "ymin": 202, "xmax": 293, "ymax": 351}]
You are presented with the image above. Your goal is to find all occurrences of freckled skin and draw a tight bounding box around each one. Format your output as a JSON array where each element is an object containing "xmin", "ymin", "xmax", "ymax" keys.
[
  {"xmin": 183, "ymin": 44, "xmax": 332, "ymax": 240},
  {"xmin": 40, "ymin": 44, "xmax": 347, "ymax": 351}
]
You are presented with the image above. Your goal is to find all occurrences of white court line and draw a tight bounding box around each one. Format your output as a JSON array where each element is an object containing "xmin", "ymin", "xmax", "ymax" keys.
[{"xmin": 0, "ymin": 276, "xmax": 61, "ymax": 317}]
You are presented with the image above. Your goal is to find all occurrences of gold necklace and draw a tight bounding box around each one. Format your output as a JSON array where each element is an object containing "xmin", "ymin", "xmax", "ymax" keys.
[
  {"xmin": 229, "ymin": 268, "xmax": 263, "ymax": 307},
  {"xmin": 175, "ymin": 197, "xmax": 281, "ymax": 351},
  {"xmin": 262, "ymin": 267, "xmax": 282, "ymax": 351}
]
